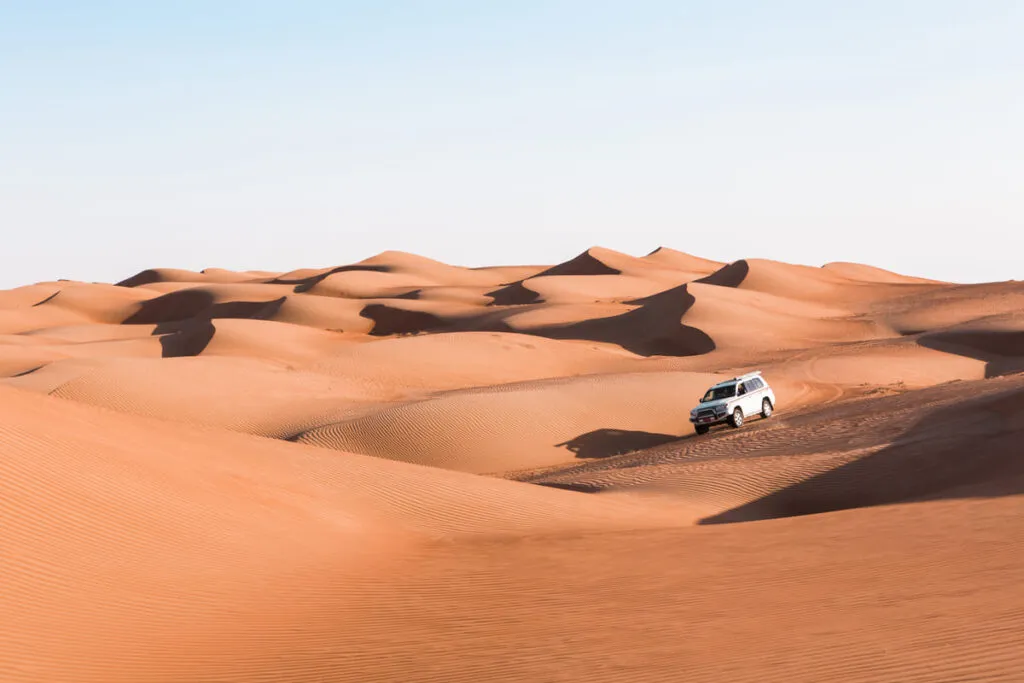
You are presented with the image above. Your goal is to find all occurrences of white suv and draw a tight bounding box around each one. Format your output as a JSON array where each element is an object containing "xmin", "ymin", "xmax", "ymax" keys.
[{"xmin": 689, "ymin": 371, "xmax": 776, "ymax": 435}]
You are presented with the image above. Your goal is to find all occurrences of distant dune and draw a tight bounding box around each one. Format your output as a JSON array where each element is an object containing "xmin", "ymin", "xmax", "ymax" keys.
[{"xmin": 2, "ymin": 247, "xmax": 1023, "ymax": 681}]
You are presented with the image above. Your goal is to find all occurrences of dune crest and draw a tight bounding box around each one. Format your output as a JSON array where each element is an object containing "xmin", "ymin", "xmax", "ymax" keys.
[{"xmin": 1, "ymin": 247, "xmax": 1021, "ymax": 682}]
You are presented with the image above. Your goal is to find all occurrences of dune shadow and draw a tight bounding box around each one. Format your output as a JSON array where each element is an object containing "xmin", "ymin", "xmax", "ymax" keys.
[
  {"xmin": 10, "ymin": 365, "xmax": 45, "ymax": 378},
  {"xmin": 917, "ymin": 331, "xmax": 1024, "ymax": 379},
  {"xmin": 269, "ymin": 264, "xmax": 391, "ymax": 293},
  {"xmin": 154, "ymin": 319, "xmax": 216, "ymax": 358},
  {"xmin": 699, "ymin": 384, "xmax": 1024, "ymax": 524},
  {"xmin": 556, "ymin": 429, "xmax": 680, "ymax": 459},
  {"xmin": 533, "ymin": 250, "xmax": 622, "ymax": 278},
  {"xmin": 350, "ymin": 282, "xmax": 716, "ymax": 358},
  {"xmin": 32, "ymin": 291, "xmax": 61, "ymax": 306},
  {"xmin": 124, "ymin": 289, "xmax": 216, "ymax": 324},
  {"xmin": 484, "ymin": 250, "xmax": 620, "ymax": 307},
  {"xmin": 486, "ymin": 282, "xmax": 541, "ymax": 306},
  {"xmin": 534, "ymin": 283, "xmax": 715, "ymax": 357},
  {"xmin": 116, "ymin": 269, "xmax": 164, "ymax": 288},
  {"xmin": 122, "ymin": 290, "xmax": 286, "ymax": 357},
  {"xmin": 124, "ymin": 290, "xmax": 286, "ymax": 325},
  {"xmin": 695, "ymin": 260, "xmax": 749, "ymax": 288},
  {"xmin": 533, "ymin": 481, "xmax": 604, "ymax": 493},
  {"xmin": 359, "ymin": 304, "xmax": 448, "ymax": 337}
]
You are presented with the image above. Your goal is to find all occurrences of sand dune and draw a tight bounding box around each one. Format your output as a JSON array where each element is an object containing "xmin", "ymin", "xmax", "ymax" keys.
[
  {"xmin": 347, "ymin": 495, "xmax": 1024, "ymax": 683},
  {"xmin": 699, "ymin": 257, "xmax": 942, "ymax": 305},
  {"xmin": 488, "ymin": 247, "xmax": 720, "ymax": 306},
  {"xmin": 310, "ymin": 331, "xmax": 639, "ymax": 392},
  {"xmin": 0, "ymin": 284, "xmax": 65, "ymax": 309},
  {"xmin": 44, "ymin": 356, "xmax": 391, "ymax": 437},
  {"xmin": 523, "ymin": 373, "xmax": 1024, "ymax": 517},
  {"xmin": 296, "ymin": 371, "xmax": 727, "ymax": 473},
  {"xmin": 821, "ymin": 260, "xmax": 945, "ymax": 284},
  {"xmin": 1, "ymin": 246, "xmax": 1021, "ymax": 681},
  {"xmin": 117, "ymin": 266, "xmax": 271, "ymax": 287},
  {"xmin": 878, "ymin": 281, "xmax": 1024, "ymax": 333},
  {"xmin": 643, "ymin": 245, "xmax": 725, "ymax": 273}
]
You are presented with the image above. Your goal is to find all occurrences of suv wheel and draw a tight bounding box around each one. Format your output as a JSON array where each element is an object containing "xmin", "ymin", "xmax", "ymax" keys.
[
  {"xmin": 761, "ymin": 398, "xmax": 773, "ymax": 419},
  {"xmin": 728, "ymin": 407, "xmax": 744, "ymax": 428},
  {"xmin": 694, "ymin": 424, "xmax": 710, "ymax": 435}
]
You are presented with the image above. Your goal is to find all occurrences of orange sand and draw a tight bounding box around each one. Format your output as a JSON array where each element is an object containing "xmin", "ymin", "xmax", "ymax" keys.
[{"xmin": 1, "ymin": 247, "xmax": 1022, "ymax": 682}]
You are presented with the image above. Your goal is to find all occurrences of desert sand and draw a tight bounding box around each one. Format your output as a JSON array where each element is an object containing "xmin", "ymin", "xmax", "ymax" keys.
[{"xmin": 2, "ymin": 246, "xmax": 1023, "ymax": 682}]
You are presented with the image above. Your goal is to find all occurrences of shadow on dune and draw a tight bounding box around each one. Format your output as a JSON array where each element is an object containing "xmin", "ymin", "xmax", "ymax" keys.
[
  {"xmin": 533, "ymin": 481, "xmax": 604, "ymax": 493},
  {"xmin": 123, "ymin": 290, "xmax": 286, "ymax": 325},
  {"xmin": 695, "ymin": 260, "xmax": 749, "ymax": 288},
  {"xmin": 484, "ymin": 250, "xmax": 620, "ymax": 307},
  {"xmin": 534, "ymin": 284, "xmax": 715, "ymax": 357},
  {"xmin": 534, "ymin": 250, "xmax": 622, "ymax": 278},
  {"xmin": 154, "ymin": 319, "xmax": 216, "ymax": 358},
  {"xmin": 122, "ymin": 290, "xmax": 287, "ymax": 357},
  {"xmin": 32, "ymin": 291, "xmax": 61, "ymax": 306},
  {"xmin": 692, "ymin": 258, "xmax": 749, "ymax": 286},
  {"xmin": 360, "ymin": 283, "xmax": 716, "ymax": 357},
  {"xmin": 116, "ymin": 269, "xmax": 165, "ymax": 288},
  {"xmin": 699, "ymin": 384, "xmax": 1024, "ymax": 524},
  {"xmin": 556, "ymin": 429, "xmax": 680, "ymax": 459},
  {"xmin": 10, "ymin": 365, "xmax": 44, "ymax": 378},
  {"xmin": 486, "ymin": 282, "xmax": 541, "ymax": 306},
  {"xmin": 269, "ymin": 264, "xmax": 391, "ymax": 293},
  {"xmin": 917, "ymin": 331, "xmax": 1024, "ymax": 379},
  {"xmin": 359, "ymin": 304, "xmax": 447, "ymax": 337}
]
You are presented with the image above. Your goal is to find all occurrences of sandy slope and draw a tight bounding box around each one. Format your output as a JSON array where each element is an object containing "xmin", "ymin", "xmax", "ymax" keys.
[
  {"xmin": 353, "ymin": 495, "xmax": 1024, "ymax": 683},
  {"xmin": 296, "ymin": 371, "xmax": 728, "ymax": 473},
  {"xmin": 2, "ymin": 383, "xmax": 1021, "ymax": 682},
  {"xmin": 1, "ymin": 247, "xmax": 1022, "ymax": 682},
  {"xmin": 521, "ymin": 373, "xmax": 1024, "ymax": 517}
]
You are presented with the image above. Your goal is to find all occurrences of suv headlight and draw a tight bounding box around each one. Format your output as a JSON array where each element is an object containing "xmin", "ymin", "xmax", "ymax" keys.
[{"xmin": 714, "ymin": 405, "xmax": 728, "ymax": 416}]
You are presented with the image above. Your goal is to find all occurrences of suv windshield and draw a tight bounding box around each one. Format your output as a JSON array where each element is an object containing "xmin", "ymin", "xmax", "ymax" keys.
[{"xmin": 701, "ymin": 384, "xmax": 736, "ymax": 402}]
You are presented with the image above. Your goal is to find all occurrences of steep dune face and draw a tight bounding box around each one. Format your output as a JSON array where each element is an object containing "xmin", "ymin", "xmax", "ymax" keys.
[{"xmin": 1, "ymin": 247, "xmax": 1022, "ymax": 682}]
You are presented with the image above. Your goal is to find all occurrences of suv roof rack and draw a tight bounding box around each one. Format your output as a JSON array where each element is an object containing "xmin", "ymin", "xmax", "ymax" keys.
[
  {"xmin": 732, "ymin": 370, "xmax": 762, "ymax": 381},
  {"xmin": 710, "ymin": 370, "xmax": 763, "ymax": 388}
]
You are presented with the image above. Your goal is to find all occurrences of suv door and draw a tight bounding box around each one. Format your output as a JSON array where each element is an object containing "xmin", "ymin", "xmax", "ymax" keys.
[
  {"xmin": 735, "ymin": 382, "xmax": 752, "ymax": 416},
  {"xmin": 742, "ymin": 378, "xmax": 763, "ymax": 415}
]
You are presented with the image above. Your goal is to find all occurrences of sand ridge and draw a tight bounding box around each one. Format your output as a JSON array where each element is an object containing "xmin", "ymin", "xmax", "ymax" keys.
[{"xmin": 1, "ymin": 247, "xmax": 1022, "ymax": 681}]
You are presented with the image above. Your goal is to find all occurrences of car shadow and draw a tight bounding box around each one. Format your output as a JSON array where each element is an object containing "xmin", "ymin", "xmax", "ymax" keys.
[{"xmin": 555, "ymin": 428, "xmax": 680, "ymax": 459}]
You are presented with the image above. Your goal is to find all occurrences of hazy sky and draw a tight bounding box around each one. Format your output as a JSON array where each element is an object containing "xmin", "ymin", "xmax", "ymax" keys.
[{"xmin": 2, "ymin": 1, "xmax": 1022, "ymax": 287}]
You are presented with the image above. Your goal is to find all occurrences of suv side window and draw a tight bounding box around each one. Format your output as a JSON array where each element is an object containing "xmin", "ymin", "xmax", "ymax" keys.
[
  {"xmin": 737, "ymin": 382, "xmax": 747, "ymax": 396},
  {"xmin": 748, "ymin": 378, "xmax": 762, "ymax": 391}
]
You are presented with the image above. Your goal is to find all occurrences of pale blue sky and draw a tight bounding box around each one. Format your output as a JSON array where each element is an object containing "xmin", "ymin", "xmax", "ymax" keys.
[{"xmin": 2, "ymin": 1, "xmax": 1021, "ymax": 287}]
